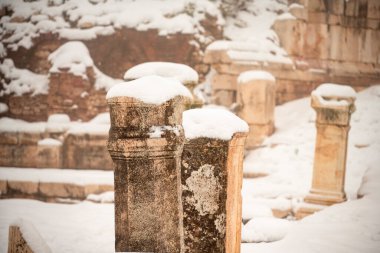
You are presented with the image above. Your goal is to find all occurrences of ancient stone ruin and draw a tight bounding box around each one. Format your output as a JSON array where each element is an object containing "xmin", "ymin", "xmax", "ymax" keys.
[
  {"xmin": 296, "ymin": 83, "xmax": 356, "ymax": 219},
  {"xmin": 182, "ymin": 108, "xmax": 248, "ymax": 253},
  {"xmin": 107, "ymin": 76, "xmax": 191, "ymax": 252},
  {"xmin": 236, "ymin": 71, "xmax": 276, "ymax": 148},
  {"xmin": 107, "ymin": 77, "xmax": 248, "ymax": 252}
]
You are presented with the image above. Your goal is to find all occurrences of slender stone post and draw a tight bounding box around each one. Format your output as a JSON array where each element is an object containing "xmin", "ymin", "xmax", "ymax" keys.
[
  {"xmin": 106, "ymin": 76, "xmax": 192, "ymax": 252},
  {"xmin": 236, "ymin": 71, "xmax": 276, "ymax": 149},
  {"xmin": 181, "ymin": 108, "xmax": 248, "ymax": 253},
  {"xmin": 296, "ymin": 83, "xmax": 356, "ymax": 219}
]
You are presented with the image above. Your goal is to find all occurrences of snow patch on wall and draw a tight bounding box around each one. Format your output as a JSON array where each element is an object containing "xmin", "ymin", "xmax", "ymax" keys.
[
  {"xmin": 0, "ymin": 103, "xmax": 9, "ymax": 113},
  {"xmin": 48, "ymin": 41, "xmax": 121, "ymax": 91},
  {"xmin": 0, "ymin": 59, "xmax": 49, "ymax": 96},
  {"xmin": 38, "ymin": 138, "xmax": 62, "ymax": 146},
  {"xmin": 184, "ymin": 164, "xmax": 221, "ymax": 216},
  {"xmin": 149, "ymin": 125, "xmax": 181, "ymax": 138}
]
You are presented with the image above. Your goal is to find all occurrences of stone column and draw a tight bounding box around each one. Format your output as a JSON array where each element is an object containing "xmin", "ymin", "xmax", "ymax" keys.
[
  {"xmin": 107, "ymin": 94, "xmax": 187, "ymax": 252},
  {"xmin": 181, "ymin": 109, "xmax": 248, "ymax": 253},
  {"xmin": 296, "ymin": 83, "xmax": 356, "ymax": 219},
  {"xmin": 236, "ymin": 71, "xmax": 276, "ymax": 149}
]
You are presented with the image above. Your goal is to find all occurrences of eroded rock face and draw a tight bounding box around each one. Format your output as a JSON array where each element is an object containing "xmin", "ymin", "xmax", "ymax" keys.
[
  {"xmin": 107, "ymin": 96, "xmax": 187, "ymax": 253},
  {"xmin": 181, "ymin": 134, "xmax": 246, "ymax": 253}
]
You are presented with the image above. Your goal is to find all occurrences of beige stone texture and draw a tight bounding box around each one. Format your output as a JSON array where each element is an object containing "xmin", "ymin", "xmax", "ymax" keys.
[
  {"xmin": 37, "ymin": 144, "xmax": 62, "ymax": 168},
  {"xmin": 8, "ymin": 226, "xmax": 35, "ymax": 253},
  {"xmin": 39, "ymin": 182, "xmax": 85, "ymax": 199},
  {"xmin": 181, "ymin": 133, "xmax": 247, "ymax": 253},
  {"xmin": 296, "ymin": 88, "xmax": 355, "ymax": 218},
  {"xmin": 237, "ymin": 78, "xmax": 276, "ymax": 148},
  {"xmin": 212, "ymin": 89, "xmax": 236, "ymax": 107},
  {"xmin": 8, "ymin": 181, "xmax": 39, "ymax": 195},
  {"xmin": 63, "ymin": 133, "xmax": 113, "ymax": 170},
  {"xmin": 84, "ymin": 184, "xmax": 114, "ymax": 195},
  {"xmin": 107, "ymin": 95, "xmax": 187, "ymax": 253},
  {"xmin": 212, "ymin": 74, "xmax": 238, "ymax": 90},
  {"xmin": 0, "ymin": 133, "xmax": 18, "ymax": 145},
  {"xmin": 0, "ymin": 180, "xmax": 8, "ymax": 195}
]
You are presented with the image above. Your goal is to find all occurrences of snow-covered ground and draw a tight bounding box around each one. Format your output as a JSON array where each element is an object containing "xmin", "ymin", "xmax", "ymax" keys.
[{"xmin": 0, "ymin": 85, "xmax": 379, "ymax": 252}]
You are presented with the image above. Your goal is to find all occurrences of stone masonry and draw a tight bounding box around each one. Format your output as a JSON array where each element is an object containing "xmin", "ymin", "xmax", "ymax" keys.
[
  {"xmin": 236, "ymin": 71, "xmax": 276, "ymax": 148},
  {"xmin": 296, "ymin": 83, "xmax": 356, "ymax": 219},
  {"xmin": 204, "ymin": 0, "xmax": 379, "ymax": 107},
  {"xmin": 107, "ymin": 94, "xmax": 188, "ymax": 253},
  {"xmin": 181, "ymin": 133, "xmax": 247, "ymax": 253}
]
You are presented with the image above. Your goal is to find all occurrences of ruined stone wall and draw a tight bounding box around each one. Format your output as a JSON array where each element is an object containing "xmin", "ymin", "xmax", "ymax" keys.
[
  {"xmin": 274, "ymin": 0, "xmax": 380, "ymax": 97},
  {"xmin": 0, "ymin": 131, "xmax": 112, "ymax": 170},
  {"xmin": 206, "ymin": 0, "xmax": 379, "ymax": 106}
]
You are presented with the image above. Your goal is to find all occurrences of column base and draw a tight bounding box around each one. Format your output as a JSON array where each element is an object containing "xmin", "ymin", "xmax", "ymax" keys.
[
  {"xmin": 305, "ymin": 190, "xmax": 346, "ymax": 206},
  {"xmin": 295, "ymin": 190, "xmax": 346, "ymax": 219}
]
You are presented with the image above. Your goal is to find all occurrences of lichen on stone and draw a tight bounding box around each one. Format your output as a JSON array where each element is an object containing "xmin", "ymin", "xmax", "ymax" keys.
[
  {"xmin": 214, "ymin": 213, "xmax": 226, "ymax": 234},
  {"xmin": 183, "ymin": 164, "xmax": 221, "ymax": 216}
]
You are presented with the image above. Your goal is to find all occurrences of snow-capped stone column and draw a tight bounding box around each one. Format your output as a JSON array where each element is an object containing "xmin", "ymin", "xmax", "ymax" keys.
[
  {"xmin": 181, "ymin": 109, "xmax": 248, "ymax": 253},
  {"xmin": 106, "ymin": 76, "xmax": 192, "ymax": 253},
  {"xmin": 124, "ymin": 62, "xmax": 202, "ymax": 108},
  {"xmin": 236, "ymin": 71, "xmax": 276, "ymax": 149},
  {"xmin": 296, "ymin": 83, "xmax": 356, "ymax": 219}
]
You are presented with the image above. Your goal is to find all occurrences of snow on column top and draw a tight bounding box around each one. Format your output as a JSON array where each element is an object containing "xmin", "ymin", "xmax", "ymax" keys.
[
  {"xmin": 106, "ymin": 75, "xmax": 192, "ymax": 104},
  {"xmin": 183, "ymin": 108, "xmax": 249, "ymax": 140},
  {"xmin": 48, "ymin": 41, "xmax": 93, "ymax": 77},
  {"xmin": 238, "ymin": 70, "xmax": 276, "ymax": 83},
  {"xmin": 312, "ymin": 83, "xmax": 356, "ymax": 106},
  {"xmin": 124, "ymin": 62, "xmax": 199, "ymax": 84},
  {"xmin": 11, "ymin": 218, "xmax": 52, "ymax": 253}
]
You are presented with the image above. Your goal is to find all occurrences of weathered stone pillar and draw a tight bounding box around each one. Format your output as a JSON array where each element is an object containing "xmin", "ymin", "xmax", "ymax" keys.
[
  {"xmin": 236, "ymin": 71, "xmax": 276, "ymax": 149},
  {"xmin": 296, "ymin": 83, "xmax": 356, "ymax": 219},
  {"xmin": 181, "ymin": 108, "xmax": 248, "ymax": 253},
  {"xmin": 106, "ymin": 76, "xmax": 192, "ymax": 252}
]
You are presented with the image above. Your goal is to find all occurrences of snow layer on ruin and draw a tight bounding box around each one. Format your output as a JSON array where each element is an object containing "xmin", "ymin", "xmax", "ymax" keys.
[
  {"xmin": 207, "ymin": 40, "xmax": 293, "ymax": 65},
  {"xmin": 106, "ymin": 75, "xmax": 192, "ymax": 104},
  {"xmin": 0, "ymin": 103, "xmax": 9, "ymax": 114},
  {"xmin": 221, "ymin": 0, "xmax": 292, "ymax": 65},
  {"xmin": 48, "ymin": 41, "xmax": 121, "ymax": 91},
  {"xmin": 0, "ymin": 167, "xmax": 113, "ymax": 186},
  {"xmin": 312, "ymin": 83, "xmax": 357, "ymax": 106},
  {"xmin": 312, "ymin": 83, "xmax": 357, "ymax": 99},
  {"xmin": 124, "ymin": 62, "xmax": 199, "ymax": 84},
  {"xmin": 0, "ymin": 59, "xmax": 49, "ymax": 96},
  {"xmin": 0, "ymin": 0, "xmax": 223, "ymax": 51},
  {"xmin": 38, "ymin": 138, "xmax": 62, "ymax": 146},
  {"xmin": 238, "ymin": 70, "xmax": 276, "ymax": 83},
  {"xmin": 183, "ymin": 108, "xmax": 248, "ymax": 140}
]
